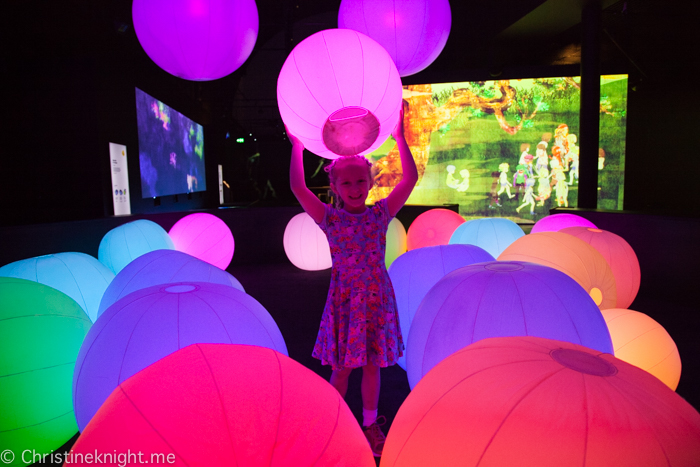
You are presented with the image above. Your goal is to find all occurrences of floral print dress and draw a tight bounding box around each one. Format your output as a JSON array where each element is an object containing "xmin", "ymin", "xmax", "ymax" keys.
[{"xmin": 312, "ymin": 199, "xmax": 404, "ymax": 370}]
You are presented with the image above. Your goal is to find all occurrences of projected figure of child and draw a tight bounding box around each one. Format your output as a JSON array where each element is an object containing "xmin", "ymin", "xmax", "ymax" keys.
[{"xmin": 497, "ymin": 162, "xmax": 515, "ymax": 201}]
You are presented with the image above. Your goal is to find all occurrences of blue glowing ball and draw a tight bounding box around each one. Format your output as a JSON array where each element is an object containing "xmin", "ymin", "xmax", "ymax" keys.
[
  {"xmin": 98, "ymin": 220, "xmax": 174, "ymax": 274},
  {"xmin": 449, "ymin": 217, "xmax": 525, "ymax": 258},
  {"xmin": 0, "ymin": 252, "xmax": 114, "ymax": 323}
]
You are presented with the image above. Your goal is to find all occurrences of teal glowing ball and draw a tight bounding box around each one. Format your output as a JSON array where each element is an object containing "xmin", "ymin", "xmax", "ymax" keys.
[
  {"xmin": 98, "ymin": 220, "xmax": 174, "ymax": 274},
  {"xmin": 449, "ymin": 217, "xmax": 525, "ymax": 258}
]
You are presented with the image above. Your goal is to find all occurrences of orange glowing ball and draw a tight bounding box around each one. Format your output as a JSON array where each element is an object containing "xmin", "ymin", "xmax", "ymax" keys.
[
  {"xmin": 406, "ymin": 209, "xmax": 464, "ymax": 251},
  {"xmin": 602, "ymin": 308, "xmax": 682, "ymax": 391},
  {"xmin": 498, "ymin": 231, "xmax": 617, "ymax": 310},
  {"xmin": 560, "ymin": 227, "xmax": 640, "ymax": 309}
]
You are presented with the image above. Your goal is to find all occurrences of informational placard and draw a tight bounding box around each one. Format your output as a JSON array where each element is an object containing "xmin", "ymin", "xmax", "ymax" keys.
[
  {"xmin": 109, "ymin": 143, "xmax": 131, "ymax": 215},
  {"xmin": 218, "ymin": 164, "xmax": 224, "ymax": 205}
]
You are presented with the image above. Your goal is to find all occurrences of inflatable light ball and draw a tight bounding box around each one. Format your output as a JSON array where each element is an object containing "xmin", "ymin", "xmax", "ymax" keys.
[
  {"xmin": 406, "ymin": 208, "xmax": 465, "ymax": 250},
  {"xmin": 406, "ymin": 261, "xmax": 613, "ymax": 388},
  {"xmin": 0, "ymin": 252, "xmax": 114, "ymax": 323},
  {"xmin": 168, "ymin": 213, "xmax": 235, "ymax": 270},
  {"xmin": 498, "ymin": 231, "xmax": 617, "ymax": 310},
  {"xmin": 602, "ymin": 308, "xmax": 682, "ymax": 391},
  {"xmin": 530, "ymin": 212, "xmax": 597, "ymax": 233},
  {"xmin": 388, "ymin": 244, "xmax": 494, "ymax": 369},
  {"xmin": 338, "ymin": 0, "xmax": 452, "ymax": 77},
  {"xmin": 283, "ymin": 212, "xmax": 332, "ymax": 271},
  {"xmin": 73, "ymin": 282, "xmax": 287, "ymax": 431},
  {"xmin": 132, "ymin": 0, "xmax": 258, "ymax": 81},
  {"xmin": 277, "ymin": 29, "xmax": 403, "ymax": 159},
  {"xmin": 98, "ymin": 249, "xmax": 244, "ymax": 318},
  {"xmin": 383, "ymin": 336, "xmax": 700, "ymax": 466},
  {"xmin": 385, "ymin": 217, "xmax": 407, "ymax": 269},
  {"xmin": 561, "ymin": 226, "xmax": 641, "ymax": 309},
  {"xmin": 98, "ymin": 219, "xmax": 174, "ymax": 275},
  {"xmin": 449, "ymin": 217, "xmax": 524, "ymax": 258},
  {"xmin": 0, "ymin": 278, "xmax": 92, "ymax": 466},
  {"xmin": 70, "ymin": 344, "xmax": 376, "ymax": 466}
]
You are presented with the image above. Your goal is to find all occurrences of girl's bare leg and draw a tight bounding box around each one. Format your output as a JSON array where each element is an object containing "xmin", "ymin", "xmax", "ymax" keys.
[
  {"xmin": 330, "ymin": 367, "xmax": 353, "ymax": 398},
  {"xmin": 361, "ymin": 364, "xmax": 381, "ymax": 411}
]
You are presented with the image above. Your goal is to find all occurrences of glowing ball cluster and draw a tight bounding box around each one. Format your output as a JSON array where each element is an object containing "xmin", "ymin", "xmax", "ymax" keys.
[
  {"xmin": 383, "ymin": 336, "xmax": 700, "ymax": 466},
  {"xmin": 0, "ymin": 277, "xmax": 92, "ymax": 466},
  {"xmin": 70, "ymin": 344, "xmax": 375, "ymax": 466},
  {"xmin": 73, "ymin": 282, "xmax": 287, "ymax": 431},
  {"xmin": 132, "ymin": 0, "xmax": 258, "ymax": 81},
  {"xmin": 602, "ymin": 308, "xmax": 682, "ymax": 391},
  {"xmin": 168, "ymin": 213, "xmax": 235, "ymax": 270},
  {"xmin": 338, "ymin": 0, "xmax": 452, "ymax": 77},
  {"xmin": 449, "ymin": 217, "xmax": 524, "ymax": 258},
  {"xmin": 283, "ymin": 212, "xmax": 332, "ymax": 271},
  {"xmin": 385, "ymin": 217, "xmax": 407, "ymax": 269},
  {"xmin": 561, "ymin": 226, "xmax": 641, "ymax": 309},
  {"xmin": 530, "ymin": 213, "xmax": 597, "ymax": 233},
  {"xmin": 98, "ymin": 249, "xmax": 244, "ymax": 318},
  {"xmin": 388, "ymin": 244, "xmax": 494, "ymax": 369},
  {"xmin": 277, "ymin": 29, "xmax": 403, "ymax": 159},
  {"xmin": 0, "ymin": 252, "xmax": 114, "ymax": 322},
  {"xmin": 498, "ymin": 231, "xmax": 617, "ymax": 310},
  {"xmin": 406, "ymin": 208, "xmax": 465, "ymax": 250},
  {"xmin": 98, "ymin": 219, "xmax": 174, "ymax": 275},
  {"xmin": 406, "ymin": 261, "xmax": 612, "ymax": 388}
]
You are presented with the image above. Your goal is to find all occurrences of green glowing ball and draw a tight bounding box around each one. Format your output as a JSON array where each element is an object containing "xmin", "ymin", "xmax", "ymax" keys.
[{"xmin": 0, "ymin": 277, "xmax": 92, "ymax": 466}]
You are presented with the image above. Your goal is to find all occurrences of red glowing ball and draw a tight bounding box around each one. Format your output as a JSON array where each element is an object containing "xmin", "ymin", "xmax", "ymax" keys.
[{"xmin": 406, "ymin": 209, "xmax": 464, "ymax": 251}]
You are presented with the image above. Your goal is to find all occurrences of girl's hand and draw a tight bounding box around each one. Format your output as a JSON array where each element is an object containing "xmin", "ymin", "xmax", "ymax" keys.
[
  {"xmin": 285, "ymin": 125, "xmax": 304, "ymax": 148},
  {"xmin": 392, "ymin": 106, "xmax": 405, "ymax": 140}
]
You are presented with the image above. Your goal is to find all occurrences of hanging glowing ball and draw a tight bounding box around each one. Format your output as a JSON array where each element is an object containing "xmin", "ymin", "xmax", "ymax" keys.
[
  {"xmin": 132, "ymin": 0, "xmax": 258, "ymax": 81},
  {"xmin": 498, "ymin": 231, "xmax": 617, "ymax": 310},
  {"xmin": 561, "ymin": 226, "xmax": 641, "ymax": 309},
  {"xmin": 73, "ymin": 282, "xmax": 287, "ymax": 431},
  {"xmin": 168, "ymin": 213, "xmax": 234, "ymax": 270},
  {"xmin": 98, "ymin": 249, "xmax": 244, "ymax": 319},
  {"xmin": 383, "ymin": 336, "xmax": 700, "ymax": 466},
  {"xmin": 602, "ymin": 308, "xmax": 682, "ymax": 391},
  {"xmin": 283, "ymin": 212, "xmax": 332, "ymax": 271},
  {"xmin": 277, "ymin": 28, "xmax": 403, "ymax": 159},
  {"xmin": 385, "ymin": 217, "xmax": 407, "ymax": 269},
  {"xmin": 449, "ymin": 217, "xmax": 525, "ymax": 258},
  {"xmin": 406, "ymin": 208, "xmax": 465, "ymax": 250},
  {"xmin": 338, "ymin": 0, "xmax": 452, "ymax": 77},
  {"xmin": 98, "ymin": 219, "xmax": 174, "ymax": 275},
  {"xmin": 0, "ymin": 252, "xmax": 114, "ymax": 323},
  {"xmin": 406, "ymin": 261, "xmax": 612, "ymax": 388},
  {"xmin": 530, "ymin": 213, "xmax": 597, "ymax": 233},
  {"xmin": 70, "ymin": 344, "xmax": 375, "ymax": 466},
  {"xmin": 388, "ymin": 244, "xmax": 494, "ymax": 370},
  {"xmin": 0, "ymin": 277, "xmax": 91, "ymax": 466}
]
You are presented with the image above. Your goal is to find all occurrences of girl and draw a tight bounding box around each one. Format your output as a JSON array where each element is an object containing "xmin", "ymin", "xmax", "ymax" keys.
[{"xmin": 288, "ymin": 107, "xmax": 418, "ymax": 457}]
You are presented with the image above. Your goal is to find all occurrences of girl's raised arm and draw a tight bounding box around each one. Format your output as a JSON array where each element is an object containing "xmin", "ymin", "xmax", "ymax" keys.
[
  {"xmin": 288, "ymin": 128, "xmax": 326, "ymax": 223},
  {"xmin": 386, "ymin": 106, "xmax": 418, "ymax": 218}
]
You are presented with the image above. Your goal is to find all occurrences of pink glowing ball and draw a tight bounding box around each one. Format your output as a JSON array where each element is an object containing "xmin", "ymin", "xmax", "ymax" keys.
[
  {"xmin": 406, "ymin": 209, "xmax": 465, "ymax": 250},
  {"xmin": 277, "ymin": 29, "xmax": 403, "ymax": 159},
  {"xmin": 132, "ymin": 0, "xmax": 258, "ymax": 81},
  {"xmin": 530, "ymin": 213, "xmax": 597, "ymax": 233},
  {"xmin": 561, "ymin": 226, "xmax": 641, "ymax": 309},
  {"xmin": 382, "ymin": 336, "xmax": 700, "ymax": 466},
  {"xmin": 338, "ymin": 0, "xmax": 451, "ymax": 77},
  {"xmin": 498, "ymin": 231, "xmax": 617, "ymax": 310},
  {"xmin": 70, "ymin": 344, "xmax": 375, "ymax": 466},
  {"xmin": 283, "ymin": 212, "xmax": 332, "ymax": 271},
  {"xmin": 168, "ymin": 213, "xmax": 234, "ymax": 270},
  {"xmin": 602, "ymin": 308, "xmax": 682, "ymax": 391}
]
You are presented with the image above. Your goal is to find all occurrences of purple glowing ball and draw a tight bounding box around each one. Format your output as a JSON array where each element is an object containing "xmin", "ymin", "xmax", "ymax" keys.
[
  {"xmin": 531, "ymin": 213, "xmax": 597, "ymax": 233},
  {"xmin": 339, "ymin": 0, "xmax": 452, "ymax": 77},
  {"xmin": 406, "ymin": 261, "xmax": 613, "ymax": 388},
  {"xmin": 132, "ymin": 0, "xmax": 258, "ymax": 81}
]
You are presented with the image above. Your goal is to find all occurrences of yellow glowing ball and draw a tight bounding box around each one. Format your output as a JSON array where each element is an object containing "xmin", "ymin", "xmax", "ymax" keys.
[
  {"xmin": 602, "ymin": 308, "xmax": 682, "ymax": 391},
  {"xmin": 385, "ymin": 217, "xmax": 407, "ymax": 269}
]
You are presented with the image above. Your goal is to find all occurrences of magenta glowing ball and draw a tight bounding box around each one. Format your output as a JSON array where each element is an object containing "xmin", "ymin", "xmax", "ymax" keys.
[
  {"xmin": 277, "ymin": 28, "xmax": 403, "ymax": 159},
  {"xmin": 406, "ymin": 261, "xmax": 613, "ymax": 388},
  {"xmin": 70, "ymin": 344, "xmax": 376, "ymax": 466},
  {"xmin": 449, "ymin": 217, "xmax": 525, "ymax": 258},
  {"xmin": 132, "ymin": 0, "xmax": 258, "ymax": 81},
  {"xmin": 530, "ymin": 213, "xmax": 597, "ymax": 233},
  {"xmin": 561, "ymin": 226, "xmax": 641, "ymax": 309},
  {"xmin": 382, "ymin": 336, "xmax": 700, "ymax": 466},
  {"xmin": 283, "ymin": 212, "xmax": 332, "ymax": 271},
  {"xmin": 168, "ymin": 213, "xmax": 234, "ymax": 270},
  {"xmin": 406, "ymin": 208, "xmax": 465, "ymax": 250},
  {"xmin": 338, "ymin": 0, "xmax": 452, "ymax": 77},
  {"xmin": 73, "ymin": 282, "xmax": 287, "ymax": 431}
]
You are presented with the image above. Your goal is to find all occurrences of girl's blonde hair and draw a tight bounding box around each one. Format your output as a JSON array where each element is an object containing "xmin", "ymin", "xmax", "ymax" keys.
[{"xmin": 324, "ymin": 155, "xmax": 375, "ymax": 209}]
